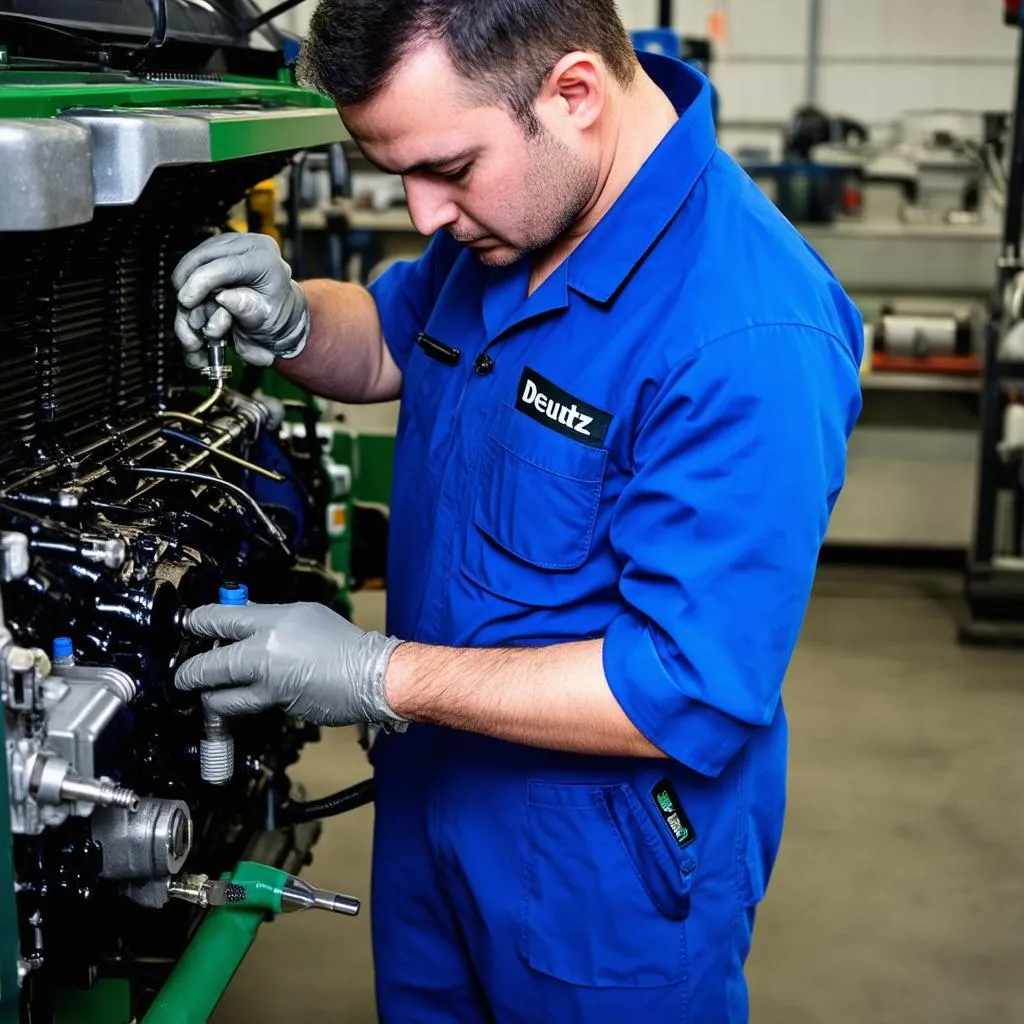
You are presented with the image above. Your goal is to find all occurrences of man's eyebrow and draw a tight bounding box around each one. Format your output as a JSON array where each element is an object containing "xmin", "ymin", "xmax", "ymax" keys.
[{"xmin": 362, "ymin": 150, "xmax": 476, "ymax": 176}]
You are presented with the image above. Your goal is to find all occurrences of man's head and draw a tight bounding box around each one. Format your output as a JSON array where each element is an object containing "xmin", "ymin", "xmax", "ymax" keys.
[{"xmin": 297, "ymin": 0, "xmax": 638, "ymax": 266}]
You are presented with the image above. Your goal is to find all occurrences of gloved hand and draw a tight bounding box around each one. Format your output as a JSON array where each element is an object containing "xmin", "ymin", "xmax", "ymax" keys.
[
  {"xmin": 174, "ymin": 602, "xmax": 409, "ymax": 731},
  {"xmin": 172, "ymin": 233, "xmax": 310, "ymax": 370}
]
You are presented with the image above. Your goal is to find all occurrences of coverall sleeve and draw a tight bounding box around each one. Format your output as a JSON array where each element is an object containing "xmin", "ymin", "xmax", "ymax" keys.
[
  {"xmin": 367, "ymin": 231, "xmax": 462, "ymax": 375},
  {"xmin": 603, "ymin": 324, "xmax": 862, "ymax": 777}
]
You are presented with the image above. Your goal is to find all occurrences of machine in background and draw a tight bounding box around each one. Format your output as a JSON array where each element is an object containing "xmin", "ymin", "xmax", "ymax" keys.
[{"xmin": 0, "ymin": 4, "xmax": 376, "ymax": 1020}]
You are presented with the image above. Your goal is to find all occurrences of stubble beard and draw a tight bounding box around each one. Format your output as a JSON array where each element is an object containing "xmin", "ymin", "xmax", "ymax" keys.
[{"xmin": 458, "ymin": 128, "xmax": 596, "ymax": 268}]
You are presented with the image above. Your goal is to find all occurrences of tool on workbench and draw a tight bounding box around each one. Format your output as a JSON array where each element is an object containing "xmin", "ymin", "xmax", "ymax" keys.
[{"xmin": 168, "ymin": 860, "xmax": 361, "ymax": 917}]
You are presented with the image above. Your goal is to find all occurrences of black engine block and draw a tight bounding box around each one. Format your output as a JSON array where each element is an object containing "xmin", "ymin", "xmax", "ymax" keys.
[{"xmin": 0, "ymin": 157, "xmax": 340, "ymax": 1011}]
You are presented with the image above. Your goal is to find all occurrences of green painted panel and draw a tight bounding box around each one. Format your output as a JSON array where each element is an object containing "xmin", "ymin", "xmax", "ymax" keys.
[
  {"xmin": 209, "ymin": 109, "xmax": 346, "ymax": 161},
  {"xmin": 0, "ymin": 73, "xmax": 347, "ymax": 159},
  {"xmin": 52, "ymin": 979, "xmax": 132, "ymax": 1024},
  {"xmin": 0, "ymin": 77, "xmax": 337, "ymax": 121},
  {"xmin": 353, "ymin": 434, "xmax": 396, "ymax": 507}
]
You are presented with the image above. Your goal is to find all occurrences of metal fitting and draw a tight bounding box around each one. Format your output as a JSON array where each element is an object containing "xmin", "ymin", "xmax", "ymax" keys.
[
  {"xmin": 4, "ymin": 645, "xmax": 50, "ymax": 712},
  {"xmin": 60, "ymin": 775, "xmax": 140, "ymax": 812},
  {"xmin": 30, "ymin": 754, "xmax": 139, "ymax": 813},
  {"xmin": 93, "ymin": 797, "xmax": 192, "ymax": 882},
  {"xmin": 0, "ymin": 533, "xmax": 29, "ymax": 581},
  {"xmin": 49, "ymin": 661, "xmax": 137, "ymax": 705},
  {"xmin": 80, "ymin": 535, "xmax": 128, "ymax": 570},
  {"xmin": 200, "ymin": 712, "xmax": 234, "ymax": 785},
  {"xmin": 167, "ymin": 873, "xmax": 212, "ymax": 908}
]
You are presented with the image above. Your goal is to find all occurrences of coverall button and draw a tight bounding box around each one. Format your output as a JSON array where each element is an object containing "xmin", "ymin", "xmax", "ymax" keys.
[{"xmin": 473, "ymin": 354, "xmax": 495, "ymax": 377}]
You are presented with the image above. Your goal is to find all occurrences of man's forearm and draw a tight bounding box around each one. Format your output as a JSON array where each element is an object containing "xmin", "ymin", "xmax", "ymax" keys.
[
  {"xmin": 385, "ymin": 638, "xmax": 664, "ymax": 758},
  {"xmin": 274, "ymin": 279, "xmax": 401, "ymax": 403}
]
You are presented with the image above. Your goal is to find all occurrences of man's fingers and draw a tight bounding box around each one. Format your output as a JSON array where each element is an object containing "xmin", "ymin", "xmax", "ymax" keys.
[
  {"xmin": 184, "ymin": 349, "xmax": 210, "ymax": 371},
  {"xmin": 215, "ymin": 287, "xmax": 272, "ymax": 330},
  {"xmin": 202, "ymin": 688, "xmax": 273, "ymax": 718},
  {"xmin": 176, "ymin": 254, "xmax": 253, "ymax": 310},
  {"xmin": 174, "ymin": 307, "xmax": 206, "ymax": 353},
  {"xmin": 232, "ymin": 338, "xmax": 276, "ymax": 368},
  {"xmin": 171, "ymin": 234, "xmax": 250, "ymax": 293},
  {"xmin": 174, "ymin": 640, "xmax": 254, "ymax": 692},
  {"xmin": 203, "ymin": 306, "xmax": 234, "ymax": 340},
  {"xmin": 187, "ymin": 299, "xmax": 221, "ymax": 332},
  {"xmin": 182, "ymin": 602, "xmax": 282, "ymax": 642}
]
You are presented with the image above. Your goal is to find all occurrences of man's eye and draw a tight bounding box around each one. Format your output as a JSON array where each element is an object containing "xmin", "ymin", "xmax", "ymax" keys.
[{"xmin": 441, "ymin": 164, "xmax": 471, "ymax": 182}]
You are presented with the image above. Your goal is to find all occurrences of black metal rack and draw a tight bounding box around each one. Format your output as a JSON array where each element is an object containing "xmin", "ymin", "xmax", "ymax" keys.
[{"xmin": 962, "ymin": 12, "xmax": 1024, "ymax": 642}]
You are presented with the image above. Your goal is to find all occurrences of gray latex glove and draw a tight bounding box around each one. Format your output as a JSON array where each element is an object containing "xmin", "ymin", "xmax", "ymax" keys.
[
  {"xmin": 172, "ymin": 233, "xmax": 310, "ymax": 370},
  {"xmin": 175, "ymin": 602, "xmax": 409, "ymax": 731}
]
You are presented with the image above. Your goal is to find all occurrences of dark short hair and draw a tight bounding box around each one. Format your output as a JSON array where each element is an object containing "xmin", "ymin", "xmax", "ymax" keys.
[{"xmin": 296, "ymin": 0, "xmax": 638, "ymax": 133}]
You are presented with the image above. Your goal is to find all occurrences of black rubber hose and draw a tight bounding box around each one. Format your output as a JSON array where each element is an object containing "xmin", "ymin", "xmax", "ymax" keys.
[
  {"xmin": 147, "ymin": 0, "xmax": 168, "ymax": 48},
  {"xmin": 282, "ymin": 778, "xmax": 375, "ymax": 824}
]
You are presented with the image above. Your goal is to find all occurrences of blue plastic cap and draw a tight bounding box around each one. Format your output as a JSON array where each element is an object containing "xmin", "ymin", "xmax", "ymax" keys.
[
  {"xmin": 53, "ymin": 636, "xmax": 74, "ymax": 660},
  {"xmin": 219, "ymin": 583, "xmax": 249, "ymax": 606}
]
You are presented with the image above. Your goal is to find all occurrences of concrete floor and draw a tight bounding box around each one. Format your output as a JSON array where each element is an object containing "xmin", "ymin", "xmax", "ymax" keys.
[{"xmin": 212, "ymin": 567, "xmax": 1024, "ymax": 1023}]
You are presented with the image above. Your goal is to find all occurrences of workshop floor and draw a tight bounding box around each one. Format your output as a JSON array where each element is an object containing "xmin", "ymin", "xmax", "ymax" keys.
[{"xmin": 212, "ymin": 566, "xmax": 1024, "ymax": 1023}]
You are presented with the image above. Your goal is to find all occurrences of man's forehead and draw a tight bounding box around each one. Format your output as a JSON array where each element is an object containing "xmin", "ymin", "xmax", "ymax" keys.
[
  {"xmin": 344, "ymin": 42, "xmax": 479, "ymax": 135},
  {"xmin": 341, "ymin": 57, "xmax": 511, "ymax": 172}
]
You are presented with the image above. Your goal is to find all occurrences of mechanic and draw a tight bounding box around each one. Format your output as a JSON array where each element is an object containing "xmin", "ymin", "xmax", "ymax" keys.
[{"xmin": 172, "ymin": 1, "xmax": 864, "ymax": 1020}]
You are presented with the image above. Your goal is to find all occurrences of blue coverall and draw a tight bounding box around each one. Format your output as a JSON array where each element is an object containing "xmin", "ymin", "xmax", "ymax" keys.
[{"xmin": 366, "ymin": 50, "xmax": 864, "ymax": 1023}]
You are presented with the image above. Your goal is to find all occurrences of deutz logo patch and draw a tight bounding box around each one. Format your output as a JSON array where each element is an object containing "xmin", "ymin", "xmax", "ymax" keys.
[
  {"xmin": 651, "ymin": 779, "xmax": 697, "ymax": 850},
  {"xmin": 515, "ymin": 368, "xmax": 612, "ymax": 447}
]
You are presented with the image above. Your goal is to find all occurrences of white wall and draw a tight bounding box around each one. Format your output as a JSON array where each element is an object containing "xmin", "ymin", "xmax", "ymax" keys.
[
  {"xmin": 266, "ymin": 1, "xmax": 1018, "ymax": 130},
  {"xmin": 618, "ymin": 0, "xmax": 1017, "ymax": 126}
]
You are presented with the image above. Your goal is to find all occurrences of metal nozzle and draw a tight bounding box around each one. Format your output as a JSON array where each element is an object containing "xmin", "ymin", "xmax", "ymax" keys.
[
  {"xmin": 167, "ymin": 865, "xmax": 360, "ymax": 918},
  {"xmin": 202, "ymin": 337, "xmax": 231, "ymax": 385},
  {"xmin": 280, "ymin": 876, "xmax": 360, "ymax": 917}
]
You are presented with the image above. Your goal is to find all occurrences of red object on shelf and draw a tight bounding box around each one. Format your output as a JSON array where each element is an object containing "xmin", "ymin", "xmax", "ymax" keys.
[
  {"xmin": 1006, "ymin": 0, "xmax": 1022, "ymax": 25},
  {"xmin": 871, "ymin": 352, "xmax": 980, "ymax": 375}
]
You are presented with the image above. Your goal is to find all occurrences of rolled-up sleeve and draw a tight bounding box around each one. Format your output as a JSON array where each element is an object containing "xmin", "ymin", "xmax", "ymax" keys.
[
  {"xmin": 367, "ymin": 231, "xmax": 462, "ymax": 375},
  {"xmin": 603, "ymin": 324, "xmax": 862, "ymax": 776}
]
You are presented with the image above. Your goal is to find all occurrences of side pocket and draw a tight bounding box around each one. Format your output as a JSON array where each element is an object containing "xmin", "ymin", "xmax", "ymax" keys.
[
  {"xmin": 604, "ymin": 784, "xmax": 697, "ymax": 921},
  {"xmin": 523, "ymin": 781, "xmax": 690, "ymax": 988}
]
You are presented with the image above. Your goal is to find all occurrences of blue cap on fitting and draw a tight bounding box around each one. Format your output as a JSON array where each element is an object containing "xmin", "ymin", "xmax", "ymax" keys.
[
  {"xmin": 53, "ymin": 636, "xmax": 74, "ymax": 660},
  {"xmin": 218, "ymin": 583, "xmax": 249, "ymax": 606}
]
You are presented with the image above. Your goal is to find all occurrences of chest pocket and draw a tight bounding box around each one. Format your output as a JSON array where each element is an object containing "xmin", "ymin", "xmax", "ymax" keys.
[{"xmin": 462, "ymin": 401, "xmax": 607, "ymax": 606}]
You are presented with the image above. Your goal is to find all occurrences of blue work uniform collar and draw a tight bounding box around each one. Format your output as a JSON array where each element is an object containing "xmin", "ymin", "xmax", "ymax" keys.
[
  {"xmin": 568, "ymin": 51, "xmax": 716, "ymax": 303},
  {"xmin": 482, "ymin": 50, "xmax": 717, "ymax": 340}
]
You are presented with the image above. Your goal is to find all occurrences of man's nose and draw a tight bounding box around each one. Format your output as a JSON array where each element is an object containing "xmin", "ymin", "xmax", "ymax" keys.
[{"xmin": 403, "ymin": 176, "xmax": 459, "ymax": 236}]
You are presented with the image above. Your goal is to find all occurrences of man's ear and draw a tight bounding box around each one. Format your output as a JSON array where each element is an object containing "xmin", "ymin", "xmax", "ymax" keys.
[{"xmin": 536, "ymin": 51, "xmax": 605, "ymax": 131}]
